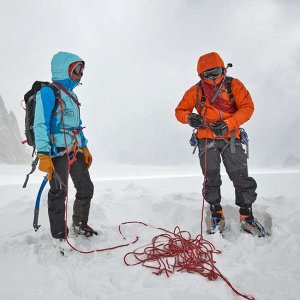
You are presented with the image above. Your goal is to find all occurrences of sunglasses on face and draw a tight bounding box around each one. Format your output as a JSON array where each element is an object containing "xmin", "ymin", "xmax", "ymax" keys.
[{"xmin": 202, "ymin": 67, "xmax": 223, "ymax": 80}]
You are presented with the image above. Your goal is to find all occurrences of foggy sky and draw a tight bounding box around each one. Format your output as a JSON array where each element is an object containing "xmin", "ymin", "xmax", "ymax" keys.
[{"xmin": 1, "ymin": 0, "xmax": 300, "ymax": 169}]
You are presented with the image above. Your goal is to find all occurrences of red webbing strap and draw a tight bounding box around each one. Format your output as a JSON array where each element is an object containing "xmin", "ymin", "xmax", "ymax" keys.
[
  {"xmin": 202, "ymin": 78, "xmax": 237, "ymax": 114},
  {"xmin": 51, "ymin": 82, "xmax": 81, "ymax": 107}
]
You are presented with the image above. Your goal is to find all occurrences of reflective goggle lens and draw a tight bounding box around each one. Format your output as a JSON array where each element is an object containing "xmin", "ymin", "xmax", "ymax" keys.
[
  {"xmin": 68, "ymin": 61, "xmax": 85, "ymax": 82},
  {"xmin": 72, "ymin": 62, "xmax": 84, "ymax": 76},
  {"xmin": 202, "ymin": 67, "xmax": 223, "ymax": 80}
]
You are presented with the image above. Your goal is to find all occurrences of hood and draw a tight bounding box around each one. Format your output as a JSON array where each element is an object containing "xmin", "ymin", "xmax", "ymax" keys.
[
  {"xmin": 197, "ymin": 52, "xmax": 225, "ymax": 75},
  {"xmin": 51, "ymin": 51, "xmax": 84, "ymax": 81}
]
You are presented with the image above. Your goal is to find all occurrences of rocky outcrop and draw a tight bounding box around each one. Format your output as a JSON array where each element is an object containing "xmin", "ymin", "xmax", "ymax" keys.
[{"xmin": 0, "ymin": 95, "xmax": 29, "ymax": 164}]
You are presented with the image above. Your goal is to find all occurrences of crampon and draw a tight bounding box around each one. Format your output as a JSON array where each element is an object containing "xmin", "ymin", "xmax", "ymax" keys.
[{"xmin": 240, "ymin": 217, "xmax": 270, "ymax": 237}]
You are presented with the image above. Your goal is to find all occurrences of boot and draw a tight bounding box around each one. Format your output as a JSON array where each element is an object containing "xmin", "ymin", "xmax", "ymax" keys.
[
  {"xmin": 240, "ymin": 215, "xmax": 269, "ymax": 237},
  {"xmin": 72, "ymin": 222, "xmax": 98, "ymax": 237},
  {"xmin": 207, "ymin": 210, "xmax": 225, "ymax": 234}
]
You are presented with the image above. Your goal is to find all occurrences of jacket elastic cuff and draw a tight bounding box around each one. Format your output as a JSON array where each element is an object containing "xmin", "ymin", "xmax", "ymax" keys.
[
  {"xmin": 185, "ymin": 113, "xmax": 190, "ymax": 123},
  {"xmin": 224, "ymin": 118, "xmax": 236, "ymax": 132},
  {"xmin": 37, "ymin": 151, "xmax": 50, "ymax": 156}
]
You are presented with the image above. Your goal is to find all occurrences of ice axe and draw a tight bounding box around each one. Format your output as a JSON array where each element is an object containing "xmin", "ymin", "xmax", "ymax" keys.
[{"xmin": 33, "ymin": 172, "xmax": 66, "ymax": 232}]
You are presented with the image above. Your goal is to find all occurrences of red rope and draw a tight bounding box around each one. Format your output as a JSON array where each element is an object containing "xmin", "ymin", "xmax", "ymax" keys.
[
  {"xmin": 121, "ymin": 221, "xmax": 254, "ymax": 300},
  {"xmin": 200, "ymin": 136, "xmax": 208, "ymax": 236}
]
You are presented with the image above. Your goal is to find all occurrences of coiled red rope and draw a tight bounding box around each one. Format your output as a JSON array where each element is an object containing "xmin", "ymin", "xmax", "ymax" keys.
[{"xmin": 121, "ymin": 221, "xmax": 254, "ymax": 300}]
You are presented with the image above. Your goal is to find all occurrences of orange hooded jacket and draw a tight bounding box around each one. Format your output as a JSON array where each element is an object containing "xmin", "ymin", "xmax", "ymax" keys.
[{"xmin": 175, "ymin": 52, "xmax": 254, "ymax": 140}]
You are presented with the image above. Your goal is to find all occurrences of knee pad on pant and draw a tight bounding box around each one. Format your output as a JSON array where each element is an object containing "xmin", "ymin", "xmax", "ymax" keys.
[
  {"xmin": 228, "ymin": 171, "xmax": 257, "ymax": 207},
  {"xmin": 203, "ymin": 170, "xmax": 222, "ymax": 206},
  {"xmin": 205, "ymin": 170, "xmax": 222, "ymax": 187}
]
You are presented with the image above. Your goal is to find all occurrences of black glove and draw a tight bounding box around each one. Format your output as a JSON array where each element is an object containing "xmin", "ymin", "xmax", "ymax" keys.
[
  {"xmin": 211, "ymin": 121, "xmax": 228, "ymax": 136},
  {"xmin": 188, "ymin": 113, "xmax": 204, "ymax": 128}
]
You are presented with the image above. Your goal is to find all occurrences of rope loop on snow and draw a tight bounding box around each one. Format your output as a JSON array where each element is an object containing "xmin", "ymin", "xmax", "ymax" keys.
[
  {"xmin": 121, "ymin": 221, "xmax": 255, "ymax": 300},
  {"xmin": 119, "ymin": 131, "xmax": 256, "ymax": 300}
]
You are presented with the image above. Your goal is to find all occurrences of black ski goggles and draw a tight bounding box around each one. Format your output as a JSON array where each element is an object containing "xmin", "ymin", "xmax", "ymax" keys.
[{"xmin": 201, "ymin": 67, "xmax": 223, "ymax": 80}]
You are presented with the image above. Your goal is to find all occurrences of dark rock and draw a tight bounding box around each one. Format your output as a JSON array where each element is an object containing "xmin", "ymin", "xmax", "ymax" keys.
[{"xmin": 0, "ymin": 95, "xmax": 29, "ymax": 164}]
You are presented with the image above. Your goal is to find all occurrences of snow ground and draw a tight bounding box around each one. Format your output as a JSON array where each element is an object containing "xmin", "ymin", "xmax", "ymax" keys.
[{"xmin": 0, "ymin": 164, "xmax": 299, "ymax": 300}]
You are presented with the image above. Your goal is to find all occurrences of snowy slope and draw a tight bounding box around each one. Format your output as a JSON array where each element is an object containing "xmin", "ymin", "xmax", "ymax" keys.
[{"xmin": 0, "ymin": 165, "xmax": 299, "ymax": 300}]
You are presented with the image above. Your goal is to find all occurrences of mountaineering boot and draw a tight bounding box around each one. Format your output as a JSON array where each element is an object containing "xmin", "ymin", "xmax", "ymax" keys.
[
  {"xmin": 72, "ymin": 223, "xmax": 98, "ymax": 237},
  {"xmin": 207, "ymin": 210, "xmax": 225, "ymax": 234},
  {"xmin": 240, "ymin": 215, "xmax": 269, "ymax": 237}
]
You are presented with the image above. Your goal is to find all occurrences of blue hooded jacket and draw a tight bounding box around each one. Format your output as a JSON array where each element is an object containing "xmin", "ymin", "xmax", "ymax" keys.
[{"xmin": 33, "ymin": 52, "xmax": 88, "ymax": 155}]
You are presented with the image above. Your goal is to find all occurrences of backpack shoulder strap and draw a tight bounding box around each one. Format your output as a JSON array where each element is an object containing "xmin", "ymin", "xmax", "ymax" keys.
[
  {"xmin": 195, "ymin": 80, "xmax": 206, "ymax": 114},
  {"xmin": 51, "ymin": 82, "xmax": 81, "ymax": 107},
  {"xmin": 48, "ymin": 84, "xmax": 62, "ymax": 113},
  {"xmin": 48, "ymin": 84, "xmax": 60, "ymax": 99},
  {"xmin": 224, "ymin": 76, "xmax": 234, "ymax": 102}
]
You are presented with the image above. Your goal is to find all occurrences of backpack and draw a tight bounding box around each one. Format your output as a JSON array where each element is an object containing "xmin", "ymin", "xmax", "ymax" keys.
[
  {"xmin": 21, "ymin": 81, "xmax": 61, "ymax": 188},
  {"xmin": 22, "ymin": 81, "xmax": 60, "ymax": 149}
]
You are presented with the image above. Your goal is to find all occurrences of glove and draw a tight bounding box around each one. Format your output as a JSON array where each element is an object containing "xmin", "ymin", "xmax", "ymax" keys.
[
  {"xmin": 81, "ymin": 147, "xmax": 92, "ymax": 169},
  {"xmin": 38, "ymin": 154, "xmax": 55, "ymax": 180},
  {"xmin": 211, "ymin": 121, "xmax": 228, "ymax": 136},
  {"xmin": 187, "ymin": 113, "xmax": 204, "ymax": 128}
]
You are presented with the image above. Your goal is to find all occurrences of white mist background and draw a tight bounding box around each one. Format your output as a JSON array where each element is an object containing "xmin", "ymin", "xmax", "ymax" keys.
[
  {"xmin": 1, "ymin": 2, "xmax": 300, "ymax": 300},
  {"xmin": 1, "ymin": 0, "xmax": 300, "ymax": 169}
]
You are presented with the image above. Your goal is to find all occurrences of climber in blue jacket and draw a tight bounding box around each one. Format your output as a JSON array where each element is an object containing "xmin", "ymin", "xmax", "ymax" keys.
[{"xmin": 33, "ymin": 51, "xmax": 97, "ymax": 244}]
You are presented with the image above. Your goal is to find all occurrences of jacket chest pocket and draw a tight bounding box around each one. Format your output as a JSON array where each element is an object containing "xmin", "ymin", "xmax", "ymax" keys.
[
  {"xmin": 62, "ymin": 98, "xmax": 79, "ymax": 127},
  {"xmin": 63, "ymin": 109, "xmax": 75, "ymax": 117}
]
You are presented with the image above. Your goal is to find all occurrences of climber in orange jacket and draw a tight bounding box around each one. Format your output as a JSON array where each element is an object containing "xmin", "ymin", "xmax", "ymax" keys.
[{"xmin": 175, "ymin": 52, "xmax": 266, "ymax": 237}]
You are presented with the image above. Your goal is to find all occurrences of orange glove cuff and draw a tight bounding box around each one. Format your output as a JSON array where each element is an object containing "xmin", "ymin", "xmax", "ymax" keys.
[
  {"xmin": 38, "ymin": 154, "xmax": 55, "ymax": 180},
  {"xmin": 81, "ymin": 147, "xmax": 93, "ymax": 169}
]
